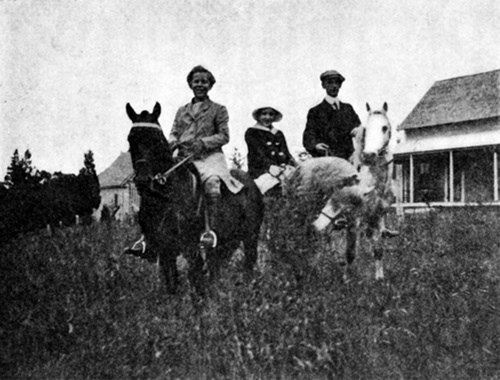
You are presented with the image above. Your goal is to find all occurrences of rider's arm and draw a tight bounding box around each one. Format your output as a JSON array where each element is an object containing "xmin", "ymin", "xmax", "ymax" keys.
[
  {"xmin": 168, "ymin": 107, "xmax": 183, "ymax": 147},
  {"xmin": 303, "ymin": 108, "xmax": 327, "ymax": 156},
  {"xmin": 199, "ymin": 104, "xmax": 230, "ymax": 152}
]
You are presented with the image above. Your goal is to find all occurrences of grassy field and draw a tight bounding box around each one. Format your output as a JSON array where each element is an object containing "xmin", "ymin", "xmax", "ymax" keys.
[{"xmin": 1, "ymin": 207, "xmax": 500, "ymax": 379}]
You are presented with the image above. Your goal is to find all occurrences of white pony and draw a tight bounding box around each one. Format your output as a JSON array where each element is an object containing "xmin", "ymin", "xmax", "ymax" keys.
[{"xmin": 290, "ymin": 102, "xmax": 397, "ymax": 280}]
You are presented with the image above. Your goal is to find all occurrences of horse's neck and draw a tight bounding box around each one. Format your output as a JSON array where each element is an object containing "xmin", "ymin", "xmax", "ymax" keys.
[
  {"xmin": 359, "ymin": 153, "xmax": 393, "ymax": 193},
  {"xmin": 177, "ymin": 166, "xmax": 200, "ymax": 200}
]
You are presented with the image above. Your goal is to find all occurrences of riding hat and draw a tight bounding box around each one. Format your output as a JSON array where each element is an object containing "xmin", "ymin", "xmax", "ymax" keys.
[
  {"xmin": 320, "ymin": 70, "xmax": 345, "ymax": 83},
  {"xmin": 252, "ymin": 106, "xmax": 283, "ymax": 123}
]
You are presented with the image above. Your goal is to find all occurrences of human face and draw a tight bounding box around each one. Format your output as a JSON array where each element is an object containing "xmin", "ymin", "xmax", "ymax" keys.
[
  {"xmin": 189, "ymin": 72, "xmax": 212, "ymax": 101},
  {"xmin": 258, "ymin": 108, "xmax": 276, "ymax": 128},
  {"xmin": 321, "ymin": 77, "xmax": 342, "ymax": 98}
]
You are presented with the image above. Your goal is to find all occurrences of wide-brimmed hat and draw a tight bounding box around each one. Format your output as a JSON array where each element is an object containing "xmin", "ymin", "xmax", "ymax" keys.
[
  {"xmin": 320, "ymin": 70, "xmax": 345, "ymax": 83},
  {"xmin": 252, "ymin": 106, "xmax": 283, "ymax": 122}
]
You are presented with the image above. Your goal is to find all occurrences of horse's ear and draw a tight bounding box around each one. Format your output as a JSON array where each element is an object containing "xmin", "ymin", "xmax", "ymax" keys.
[
  {"xmin": 126, "ymin": 103, "xmax": 137, "ymax": 122},
  {"xmin": 153, "ymin": 102, "xmax": 161, "ymax": 118},
  {"xmin": 383, "ymin": 102, "xmax": 388, "ymax": 113},
  {"xmin": 366, "ymin": 103, "xmax": 371, "ymax": 112}
]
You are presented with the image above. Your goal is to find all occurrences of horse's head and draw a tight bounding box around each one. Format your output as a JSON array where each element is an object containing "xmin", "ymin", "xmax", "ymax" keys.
[
  {"xmin": 126, "ymin": 102, "xmax": 174, "ymax": 188},
  {"xmin": 356, "ymin": 102, "xmax": 392, "ymax": 165}
]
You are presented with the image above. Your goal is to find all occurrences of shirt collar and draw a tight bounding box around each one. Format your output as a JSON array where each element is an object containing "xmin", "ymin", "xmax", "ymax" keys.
[
  {"xmin": 249, "ymin": 123, "xmax": 279, "ymax": 134},
  {"xmin": 324, "ymin": 94, "xmax": 340, "ymax": 108},
  {"xmin": 191, "ymin": 96, "xmax": 210, "ymax": 105}
]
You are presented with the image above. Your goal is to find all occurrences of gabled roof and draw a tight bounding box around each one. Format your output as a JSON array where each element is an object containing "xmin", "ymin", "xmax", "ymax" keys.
[
  {"xmin": 98, "ymin": 151, "xmax": 134, "ymax": 188},
  {"xmin": 399, "ymin": 69, "xmax": 500, "ymax": 130}
]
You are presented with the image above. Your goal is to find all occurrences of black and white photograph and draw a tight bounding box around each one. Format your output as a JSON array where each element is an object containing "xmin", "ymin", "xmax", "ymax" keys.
[{"xmin": 1, "ymin": 0, "xmax": 499, "ymax": 378}]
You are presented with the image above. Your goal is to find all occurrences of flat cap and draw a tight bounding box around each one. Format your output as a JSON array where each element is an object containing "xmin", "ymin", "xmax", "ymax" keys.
[{"xmin": 320, "ymin": 70, "xmax": 345, "ymax": 83}]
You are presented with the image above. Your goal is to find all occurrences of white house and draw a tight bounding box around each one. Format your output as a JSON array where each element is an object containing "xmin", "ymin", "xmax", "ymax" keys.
[
  {"xmin": 393, "ymin": 69, "xmax": 500, "ymax": 210},
  {"xmin": 95, "ymin": 152, "xmax": 139, "ymax": 221}
]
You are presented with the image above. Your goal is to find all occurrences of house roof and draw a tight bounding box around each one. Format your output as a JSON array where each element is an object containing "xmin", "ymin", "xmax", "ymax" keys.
[
  {"xmin": 398, "ymin": 69, "xmax": 500, "ymax": 130},
  {"xmin": 98, "ymin": 151, "xmax": 134, "ymax": 188}
]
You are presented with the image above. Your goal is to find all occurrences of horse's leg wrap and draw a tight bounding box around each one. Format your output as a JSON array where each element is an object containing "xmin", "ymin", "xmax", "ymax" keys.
[{"xmin": 374, "ymin": 247, "xmax": 384, "ymax": 280}]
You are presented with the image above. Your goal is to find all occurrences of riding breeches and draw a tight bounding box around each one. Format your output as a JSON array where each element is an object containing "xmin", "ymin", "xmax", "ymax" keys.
[{"xmin": 204, "ymin": 176, "xmax": 221, "ymax": 198}]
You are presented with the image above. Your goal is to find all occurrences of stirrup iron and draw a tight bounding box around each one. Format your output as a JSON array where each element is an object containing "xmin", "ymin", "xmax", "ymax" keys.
[
  {"xmin": 131, "ymin": 237, "xmax": 146, "ymax": 253},
  {"xmin": 200, "ymin": 230, "xmax": 217, "ymax": 249}
]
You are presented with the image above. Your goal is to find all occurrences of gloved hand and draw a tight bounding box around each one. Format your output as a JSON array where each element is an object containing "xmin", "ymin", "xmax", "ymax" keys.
[
  {"xmin": 169, "ymin": 141, "xmax": 178, "ymax": 152},
  {"xmin": 315, "ymin": 143, "xmax": 330, "ymax": 155},
  {"xmin": 190, "ymin": 139, "xmax": 205, "ymax": 158}
]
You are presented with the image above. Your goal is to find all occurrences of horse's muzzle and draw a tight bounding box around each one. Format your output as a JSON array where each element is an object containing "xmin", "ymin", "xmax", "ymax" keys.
[{"xmin": 362, "ymin": 152, "xmax": 378, "ymax": 164}]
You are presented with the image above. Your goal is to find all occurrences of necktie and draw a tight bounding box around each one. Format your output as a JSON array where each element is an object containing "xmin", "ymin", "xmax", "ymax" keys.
[{"xmin": 332, "ymin": 103, "xmax": 338, "ymax": 111}]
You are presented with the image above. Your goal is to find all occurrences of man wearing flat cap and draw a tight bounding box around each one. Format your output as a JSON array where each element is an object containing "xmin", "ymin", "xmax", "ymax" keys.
[{"xmin": 303, "ymin": 70, "xmax": 361, "ymax": 159}]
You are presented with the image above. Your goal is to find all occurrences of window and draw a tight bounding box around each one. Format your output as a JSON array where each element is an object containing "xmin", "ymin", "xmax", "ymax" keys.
[
  {"xmin": 454, "ymin": 149, "xmax": 494, "ymax": 203},
  {"xmin": 413, "ymin": 153, "xmax": 448, "ymax": 203}
]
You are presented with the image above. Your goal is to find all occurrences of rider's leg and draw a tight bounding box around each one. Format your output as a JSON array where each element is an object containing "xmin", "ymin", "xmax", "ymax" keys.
[{"xmin": 200, "ymin": 176, "xmax": 221, "ymax": 248}]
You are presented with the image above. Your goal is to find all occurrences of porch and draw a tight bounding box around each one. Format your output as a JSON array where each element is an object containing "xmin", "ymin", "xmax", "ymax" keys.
[{"xmin": 393, "ymin": 145, "xmax": 500, "ymax": 212}]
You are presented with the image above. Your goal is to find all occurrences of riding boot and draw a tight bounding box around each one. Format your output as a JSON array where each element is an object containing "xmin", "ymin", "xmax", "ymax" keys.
[{"xmin": 200, "ymin": 193, "xmax": 219, "ymax": 248}]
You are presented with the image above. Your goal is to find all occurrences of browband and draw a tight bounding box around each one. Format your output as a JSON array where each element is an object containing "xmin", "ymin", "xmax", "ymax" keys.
[{"xmin": 132, "ymin": 122, "xmax": 162, "ymax": 130}]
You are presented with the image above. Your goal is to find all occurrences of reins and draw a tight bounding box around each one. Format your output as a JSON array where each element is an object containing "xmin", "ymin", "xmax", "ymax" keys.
[{"xmin": 153, "ymin": 154, "xmax": 194, "ymax": 185}]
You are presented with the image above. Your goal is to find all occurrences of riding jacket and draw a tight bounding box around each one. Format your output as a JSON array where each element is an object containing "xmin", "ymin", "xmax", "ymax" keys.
[
  {"xmin": 169, "ymin": 98, "xmax": 243, "ymax": 193},
  {"xmin": 303, "ymin": 100, "xmax": 361, "ymax": 160}
]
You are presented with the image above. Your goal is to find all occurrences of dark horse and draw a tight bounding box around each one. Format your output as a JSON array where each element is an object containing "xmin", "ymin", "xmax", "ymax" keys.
[{"xmin": 126, "ymin": 102, "xmax": 264, "ymax": 294}]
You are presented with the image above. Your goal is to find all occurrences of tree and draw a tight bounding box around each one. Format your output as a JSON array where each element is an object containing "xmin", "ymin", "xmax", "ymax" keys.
[
  {"xmin": 5, "ymin": 149, "xmax": 37, "ymax": 188},
  {"xmin": 77, "ymin": 150, "xmax": 101, "ymax": 216},
  {"xmin": 80, "ymin": 150, "xmax": 97, "ymax": 176},
  {"xmin": 229, "ymin": 147, "xmax": 246, "ymax": 170}
]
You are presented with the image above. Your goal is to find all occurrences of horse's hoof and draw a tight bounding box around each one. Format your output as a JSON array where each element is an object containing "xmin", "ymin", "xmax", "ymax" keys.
[{"xmin": 381, "ymin": 228, "xmax": 399, "ymax": 238}]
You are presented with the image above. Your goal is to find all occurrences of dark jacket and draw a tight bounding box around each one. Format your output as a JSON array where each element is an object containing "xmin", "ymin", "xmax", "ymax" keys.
[
  {"xmin": 245, "ymin": 125, "xmax": 296, "ymax": 179},
  {"xmin": 303, "ymin": 100, "xmax": 361, "ymax": 159}
]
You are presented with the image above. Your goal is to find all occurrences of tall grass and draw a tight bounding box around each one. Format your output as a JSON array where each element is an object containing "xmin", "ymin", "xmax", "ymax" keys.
[{"xmin": 1, "ymin": 208, "xmax": 500, "ymax": 379}]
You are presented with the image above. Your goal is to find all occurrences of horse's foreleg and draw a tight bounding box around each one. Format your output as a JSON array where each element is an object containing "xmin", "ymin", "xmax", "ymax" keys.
[
  {"xmin": 374, "ymin": 245, "xmax": 384, "ymax": 280},
  {"xmin": 345, "ymin": 219, "xmax": 359, "ymax": 265},
  {"xmin": 342, "ymin": 218, "xmax": 359, "ymax": 281},
  {"xmin": 367, "ymin": 226, "xmax": 384, "ymax": 280},
  {"xmin": 158, "ymin": 251, "xmax": 180, "ymax": 294},
  {"xmin": 243, "ymin": 234, "xmax": 259, "ymax": 273}
]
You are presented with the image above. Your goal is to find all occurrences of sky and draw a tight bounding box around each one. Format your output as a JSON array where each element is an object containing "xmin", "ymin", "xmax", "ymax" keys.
[{"xmin": 1, "ymin": 0, "xmax": 499, "ymax": 178}]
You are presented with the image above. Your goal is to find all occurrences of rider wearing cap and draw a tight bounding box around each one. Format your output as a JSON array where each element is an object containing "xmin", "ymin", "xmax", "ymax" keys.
[{"xmin": 303, "ymin": 70, "xmax": 361, "ymax": 160}]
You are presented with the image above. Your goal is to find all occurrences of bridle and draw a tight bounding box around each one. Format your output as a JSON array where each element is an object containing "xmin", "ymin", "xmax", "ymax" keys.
[
  {"xmin": 131, "ymin": 122, "xmax": 196, "ymax": 197},
  {"xmin": 356, "ymin": 123, "xmax": 392, "ymax": 167}
]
